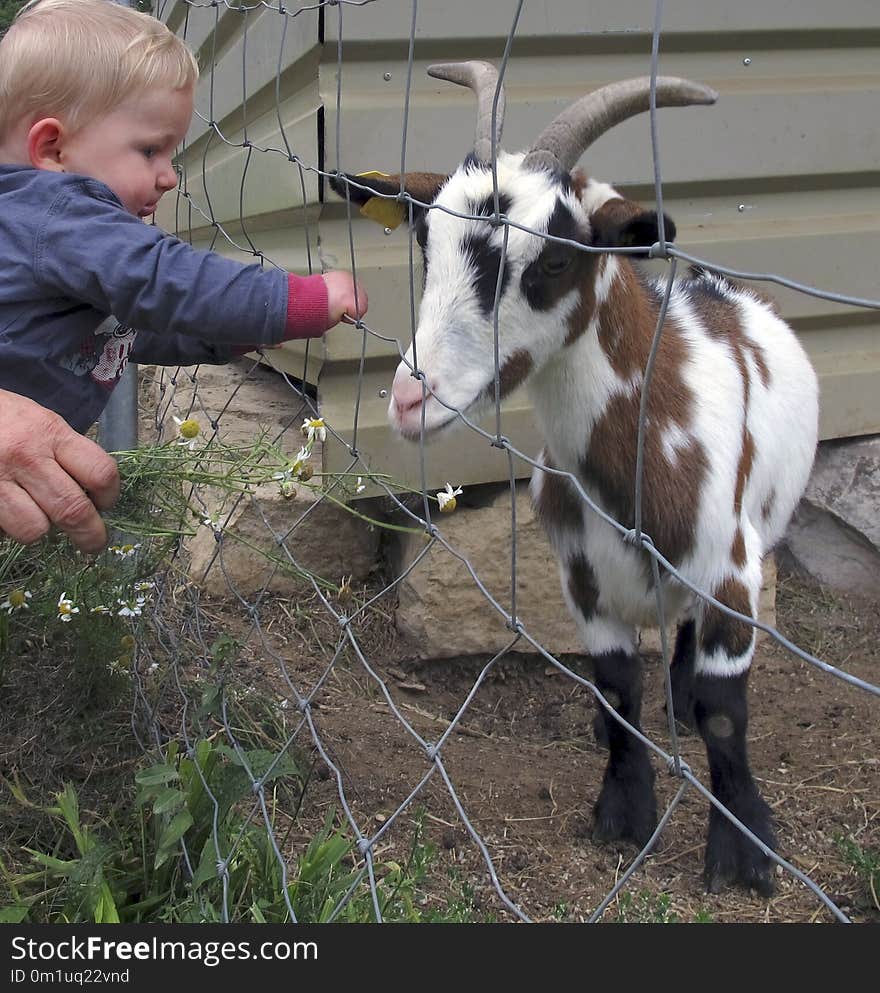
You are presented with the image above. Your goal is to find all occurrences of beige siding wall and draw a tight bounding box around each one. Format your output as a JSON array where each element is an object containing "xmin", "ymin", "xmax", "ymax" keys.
[{"xmin": 158, "ymin": 0, "xmax": 880, "ymax": 491}]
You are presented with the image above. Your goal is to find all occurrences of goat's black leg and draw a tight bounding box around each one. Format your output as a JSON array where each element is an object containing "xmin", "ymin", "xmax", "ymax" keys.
[
  {"xmin": 594, "ymin": 618, "xmax": 696, "ymax": 746},
  {"xmin": 668, "ymin": 617, "xmax": 697, "ymax": 732},
  {"xmin": 591, "ymin": 651, "xmax": 657, "ymax": 847},
  {"xmin": 695, "ymin": 579, "xmax": 775, "ymax": 896}
]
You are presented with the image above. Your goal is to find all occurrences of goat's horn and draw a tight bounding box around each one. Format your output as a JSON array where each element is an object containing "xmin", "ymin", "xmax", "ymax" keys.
[
  {"xmin": 524, "ymin": 76, "xmax": 718, "ymax": 172},
  {"xmin": 427, "ymin": 61, "xmax": 506, "ymax": 163}
]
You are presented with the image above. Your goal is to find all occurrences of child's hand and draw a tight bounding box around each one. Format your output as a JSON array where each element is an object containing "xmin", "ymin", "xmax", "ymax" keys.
[{"xmin": 322, "ymin": 270, "xmax": 368, "ymax": 326}]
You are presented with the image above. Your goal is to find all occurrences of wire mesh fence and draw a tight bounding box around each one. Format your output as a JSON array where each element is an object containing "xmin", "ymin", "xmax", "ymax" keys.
[{"xmin": 101, "ymin": 0, "xmax": 880, "ymax": 922}]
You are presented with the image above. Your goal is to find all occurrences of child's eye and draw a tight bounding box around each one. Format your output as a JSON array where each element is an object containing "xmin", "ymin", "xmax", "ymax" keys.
[{"xmin": 142, "ymin": 147, "xmax": 157, "ymax": 160}]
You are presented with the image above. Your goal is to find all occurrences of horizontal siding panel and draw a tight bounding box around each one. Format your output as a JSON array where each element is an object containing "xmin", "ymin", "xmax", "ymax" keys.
[
  {"xmin": 183, "ymin": 6, "xmax": 319, "ymax": 150},
  {"xmin": 322, "ymin": 57, "xmax": 880, "ymax": 184},
  {"xmin": 164, "ymin": 95, "xmax": 321, "ymax": 233},
  {"xmin": 320, "ymin": 367, "xmax": 543, "ymax": 493},
  {"xmin": 160, "ymin": 212, "xmax": 322, "ymax": 278},
  {"xmin": 324, "ymin": 0, "xmax": 880, "ymax": 43},
  {"xmin": 809, "ymin": 322, "xmax": 880, "ymax": 438},
  {"xmin": 319, "ymin": 186, "xmax": 880, "ymax": 362},
  {"xmin": 161, "ymin": 1, "xmax": 880, "ymax": 476}
]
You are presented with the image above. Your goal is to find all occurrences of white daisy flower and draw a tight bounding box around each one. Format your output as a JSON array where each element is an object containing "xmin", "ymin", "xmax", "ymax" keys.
[
  {"xmin": 90, "ymin": 605, "xmax": 112, "ymax": 615},
  {"xmin": 110, "ymin": 543, "xmax": 141, "ymax": 558},
  {"xmin": 173, "ymin": 415, "xmax": 201, "ymax": 449},
  {"xmin": 116, "ymin": 596, "xmax": 146, "ymax": 618},
  {"xmin": 133, "ymin": 581, "xmax": 156, "ymax": 594},
  {"xmin": 57, "ymin": 592, "xmax": 79, "ymax": 622},
  {"xmin": 301, "ymin": 417, "xmax": 327, "ymax": 443},
  {"xmin": 436, "ymin": 482, "xmax": 463, "ymax": 513},
  {"xmin": 1, "ymin": 589, "xmax": 32, "ymax": 613},
  {"xmin": 273, "ymin": 447, "xmax": 311, "ymax": 485}
]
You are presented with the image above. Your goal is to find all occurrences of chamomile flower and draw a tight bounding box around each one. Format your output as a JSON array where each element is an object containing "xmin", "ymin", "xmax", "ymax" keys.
[
  {"xmin": 294, "ymin": 447, "xmax": 315, "ymax": 480},
  {"xmin": 280, "ymin": 480, "xmax": 298, "ymax": 500},
  {"xmin": 57, "ymin": 592, "xmax": 79, "ymax": 622},
  {"xmin": 301, "ymin": 417, "xmax": 327, "ymax": 444},
  {"xmin": 1, "ymin": 589, "xmax": 32, "ymax": 613},
  {"xmin": 110, "ymin": 543, "xmax": 141, "ymax": 558},
  {"xmin": 173, "ymin": 415, "xmax": 201, "ymax": 449},
  {"xmin": 272, "ymin": 447, "xmax": 311, "ymax": 486},
  {"xmin": 90, "ymin": 604, "xmax": 112, "ymax": 615},
  {"xmin": 355, "ymin": 476, "xmax": 366, "ymax": 495},
  {"xmin": 117, "ymin": 596, "xmax": 147, "ymax": 618},
  {"xmin": 436, "ymin": 482, "xmax": 463, "ymax": 513},
  {"xmin": 133, "ymin": 581, "xmax": 156, "ymax": 595}
]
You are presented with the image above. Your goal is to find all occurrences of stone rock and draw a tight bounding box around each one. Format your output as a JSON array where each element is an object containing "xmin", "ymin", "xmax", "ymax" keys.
[
  {"xmin": 186, "ymin": 478, "xmax": 381, "ymax": 597},
  {"xmin": 139, "ymin": 360, "xmax": 381, "ymax": 597},
  {"xmin": 139, "ymin": 358, "xmax": 311, "ymax": 449},
  {"xmin": 390, "ymin": 482, "xmax": 778, "ymax": 662},
  {"xmin": 390, "ymin": 482, "xmax": 582, "ymax": 661},
  {"xmin": 781, "ymin": 435, "xmax": 880, "ymax": 599}
]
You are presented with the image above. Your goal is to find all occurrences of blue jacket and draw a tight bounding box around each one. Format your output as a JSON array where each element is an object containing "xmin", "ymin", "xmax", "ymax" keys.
[{"xmin": 0, "ymin": 165, "xmax": 292, "ymax": 431}]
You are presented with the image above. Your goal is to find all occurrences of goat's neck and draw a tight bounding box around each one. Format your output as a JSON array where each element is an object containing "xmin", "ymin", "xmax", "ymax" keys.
[{"xmin": 527, "ymin": 256, "xmax": 656, "ymax": 473}]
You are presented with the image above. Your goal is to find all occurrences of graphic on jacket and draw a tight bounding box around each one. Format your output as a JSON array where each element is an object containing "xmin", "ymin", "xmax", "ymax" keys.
[{"xmin": 58, "ymin": 316, "xmax": 138, "ymax": 388}]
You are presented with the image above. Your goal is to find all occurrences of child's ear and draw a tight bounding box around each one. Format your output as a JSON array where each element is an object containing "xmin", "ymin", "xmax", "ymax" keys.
[
  {"xmin": 590, "ymin": 198, "xmax": 676, "ymax": 256},
  {"xmin": 27, "ymin": 118, "xmax": 65, "ymax": 172}
]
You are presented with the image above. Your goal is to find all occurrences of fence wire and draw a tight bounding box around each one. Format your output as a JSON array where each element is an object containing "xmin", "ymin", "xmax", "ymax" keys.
[{"xmin": 123, "ymin": 0, "xmax": 880, "ymax": 923}]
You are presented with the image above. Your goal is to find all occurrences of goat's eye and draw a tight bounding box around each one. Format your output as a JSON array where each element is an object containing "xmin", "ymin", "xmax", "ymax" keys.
[{"xmin": 540, "ymin": 252, "xmax": 574, "ymax": 277}]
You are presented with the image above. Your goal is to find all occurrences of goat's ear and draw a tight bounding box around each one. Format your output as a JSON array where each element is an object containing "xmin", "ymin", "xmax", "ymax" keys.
[
  {"xmin": 589, "ymin": 197, "xmax": 676, "ymax": 256},
  {"xmin": 329, "ymin": 171, "xmax": 447, "ymax": 229}
]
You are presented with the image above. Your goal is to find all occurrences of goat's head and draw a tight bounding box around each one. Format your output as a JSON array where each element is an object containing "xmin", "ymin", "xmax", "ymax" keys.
[{"xmin": 332, "ymin": 62, "xmax": 717, "ymax": 440}]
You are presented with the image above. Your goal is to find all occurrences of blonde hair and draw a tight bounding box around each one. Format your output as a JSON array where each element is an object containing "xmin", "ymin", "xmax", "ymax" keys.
[{"xmin": 0, "ymin": 0, "xmax": 199, "ymax": 141}]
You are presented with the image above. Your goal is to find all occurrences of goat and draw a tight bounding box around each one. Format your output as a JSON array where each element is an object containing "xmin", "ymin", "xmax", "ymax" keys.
[{"xmin": 331, "ymin": 61, "xmax": 819, "ymax": 895}]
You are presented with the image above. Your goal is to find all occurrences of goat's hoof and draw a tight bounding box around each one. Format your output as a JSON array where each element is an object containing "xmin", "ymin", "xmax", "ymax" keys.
[
  {"xmin": 704, "ymin": 860, "xmax": 775, "ymax": 898},
  {"xmin": 703, "ymin": 798, "xmax": 776, "ymax": 897},
  {"xmin": 592, "ymin": 767, "xmax": 657, "ymax": 848}
]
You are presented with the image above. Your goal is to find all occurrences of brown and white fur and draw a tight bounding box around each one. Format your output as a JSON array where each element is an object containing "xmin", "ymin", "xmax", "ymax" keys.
[{"xmin": 332, "ymin": 67, "xmax": 819, "ymax": 895}]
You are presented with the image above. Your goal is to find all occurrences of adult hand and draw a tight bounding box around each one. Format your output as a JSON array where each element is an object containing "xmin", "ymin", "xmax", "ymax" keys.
[{"xmin": 0, "ymin": 390, "xmax": 120, "ymax": 553}]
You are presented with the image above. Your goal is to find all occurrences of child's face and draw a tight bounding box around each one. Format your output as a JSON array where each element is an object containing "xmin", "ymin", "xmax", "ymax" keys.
[{"xmin": 59, "ymin": 85, "xmax": 194, "ymax": 217}]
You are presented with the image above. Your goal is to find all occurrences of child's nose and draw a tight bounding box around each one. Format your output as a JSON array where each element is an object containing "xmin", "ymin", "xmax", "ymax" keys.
[{"xmin": 157, "ymin": 164, "xmax": 178, "ymax": 192}]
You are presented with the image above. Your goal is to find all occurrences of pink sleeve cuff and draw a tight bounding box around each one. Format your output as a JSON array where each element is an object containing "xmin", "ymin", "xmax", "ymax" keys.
[{"xmin": 284, "ymin": 272, "xmax": 329, "ymax": 340}]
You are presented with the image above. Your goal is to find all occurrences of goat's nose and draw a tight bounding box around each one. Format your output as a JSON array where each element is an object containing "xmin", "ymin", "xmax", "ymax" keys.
[{"xmin": 390, "ymin": 365, "xmax": 430, "ymax": 415}]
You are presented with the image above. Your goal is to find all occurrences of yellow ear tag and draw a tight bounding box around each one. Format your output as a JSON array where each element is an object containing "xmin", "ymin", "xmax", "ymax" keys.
[{"xmin": 355, "ymin": 171, "xmax": 407, "ymax": 230}]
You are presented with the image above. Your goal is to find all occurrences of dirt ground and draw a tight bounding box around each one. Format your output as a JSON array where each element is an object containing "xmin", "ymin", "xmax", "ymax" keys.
[
  {"xmin": 240, "ymin": 567, "xmax": 880, "ymax": 924},
  {"xmin": 2, "ymin": 559, "xmax": 876, "ymax": 924}
]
